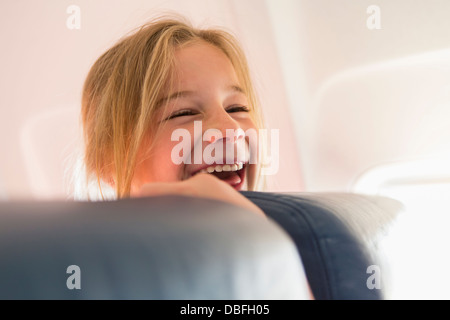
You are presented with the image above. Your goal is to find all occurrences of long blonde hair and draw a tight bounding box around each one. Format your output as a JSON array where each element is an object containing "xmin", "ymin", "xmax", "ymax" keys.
[{"xmin": 80, "ymin": 15, "xmax": 264, "ymax": 199}]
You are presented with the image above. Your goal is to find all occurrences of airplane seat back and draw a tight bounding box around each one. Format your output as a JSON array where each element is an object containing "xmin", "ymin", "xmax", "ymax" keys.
[{"xmin": 0, "ymin": 191, "xmax": 402, "ymax": 300}]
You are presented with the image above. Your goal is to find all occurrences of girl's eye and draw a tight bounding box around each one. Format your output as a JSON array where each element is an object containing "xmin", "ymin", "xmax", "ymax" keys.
[
  {"xmin": 165, "ymin": 109, "xmax": 197, "ymax": 120},
  {"xmin": 226, "ymin": 105, "xmax": 250, "ymax": 113}
]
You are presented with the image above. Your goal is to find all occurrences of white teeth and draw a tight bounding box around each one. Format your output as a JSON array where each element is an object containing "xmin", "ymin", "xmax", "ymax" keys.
[{"xmin": 196, "ymin": 162, "xmax": 244, "ymax": 175}]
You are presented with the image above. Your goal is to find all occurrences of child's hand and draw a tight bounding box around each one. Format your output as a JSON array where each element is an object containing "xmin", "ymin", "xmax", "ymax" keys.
[{"xmin": 134, "ymin": 173, "xmax": 265, "ymax": 217}]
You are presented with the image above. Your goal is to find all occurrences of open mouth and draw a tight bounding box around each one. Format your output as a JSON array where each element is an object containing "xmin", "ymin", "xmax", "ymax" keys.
[{"xmin": 191, "ymin": 162, "xmax": 247, "ymax": 190}]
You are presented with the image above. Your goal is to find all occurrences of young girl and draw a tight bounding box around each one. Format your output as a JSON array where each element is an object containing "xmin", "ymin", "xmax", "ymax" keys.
[
  {"xmin": 78, "ymin": 15, "xmax": 314, "ymax": 299},
  {"xmin": 78, "ymin": 15, "xmax": 265, "ymax": 216}
]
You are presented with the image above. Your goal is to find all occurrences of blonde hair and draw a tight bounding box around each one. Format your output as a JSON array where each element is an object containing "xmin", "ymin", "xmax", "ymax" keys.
[{"xmin": 80, "ymin": 15, "xmax": 264, "ymax": 199}]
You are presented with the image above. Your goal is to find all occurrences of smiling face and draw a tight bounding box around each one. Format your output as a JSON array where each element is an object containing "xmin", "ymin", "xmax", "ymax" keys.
[{"xmin": 130, "ymin": 41, "xmax": 258, "ymax": 195}]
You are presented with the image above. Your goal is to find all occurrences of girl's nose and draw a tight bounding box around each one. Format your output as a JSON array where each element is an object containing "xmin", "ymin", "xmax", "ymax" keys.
[
  {"xmin": 204, "ymin": 109, "xmax": 244, "ymax": 144},
  {"xmin": 208, "ymin": 128, "xmax": 245, "ymax": 144}
]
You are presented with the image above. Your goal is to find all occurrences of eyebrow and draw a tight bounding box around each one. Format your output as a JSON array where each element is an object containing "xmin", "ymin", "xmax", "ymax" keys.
[
  {"xmin": 156, "ymin": 91, "xmax": 194, "ymax": 107},
  {"xmin": 156, "ymin": 85, "xmax": 245, "ymax": 107}
]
